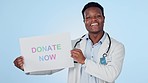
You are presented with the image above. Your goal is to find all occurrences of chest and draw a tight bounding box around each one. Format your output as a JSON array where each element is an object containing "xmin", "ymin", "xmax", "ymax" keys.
[{"xmin": 84, "ymin": 41, "xmax": 102, "ymax": 62}]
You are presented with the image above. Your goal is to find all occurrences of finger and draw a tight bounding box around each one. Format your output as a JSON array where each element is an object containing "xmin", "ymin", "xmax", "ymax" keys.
[
  {"xmin": 71, "ymin": 49, "xmax": 82, "ymax": 52},
  {"xmin": 19, "ymin": 63, "xmax": 24, "ymax": 71},
  {"xmin": 20, "ymin": 66, "xmax": 24, "ymax": 71},
  {"xmin": 17, "ymin": 62, "xmax": 24, "ymax": 71},
  {"xmin": 14, "ymin": 58, "xmax": 23, "ymax": 66},
  {"xmin": 71, "ymin": 53, "xmax": 78, "ymax": 58},
  {"xmin": 71, "ymin": 50, "xmax": 80, "ymax": 56},
  {"xmin": 18, "ymin": 56, "xmax": 24, "ymax": 60},
  {"xmin": 17, "ymin": 61, "xmax": 23, "ymax": 66},
  {"xmin": 17, "ymin": 59, "xmax": 24, "ymax": 64},
  {"xmin": 14, "ymin": 59, "xmax": 19, "ymax": 66}
]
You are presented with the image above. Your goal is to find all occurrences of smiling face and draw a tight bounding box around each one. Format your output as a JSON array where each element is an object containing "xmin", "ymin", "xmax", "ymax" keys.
[{"xmin": 84, "ymin": 7, "xmax": 105, "ymax": 34}]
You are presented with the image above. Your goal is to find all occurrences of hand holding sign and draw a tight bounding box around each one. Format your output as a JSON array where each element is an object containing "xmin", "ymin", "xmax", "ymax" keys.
[{"xmin": 19, "ymin": 33, "xmax": 74, "ymax": 73}]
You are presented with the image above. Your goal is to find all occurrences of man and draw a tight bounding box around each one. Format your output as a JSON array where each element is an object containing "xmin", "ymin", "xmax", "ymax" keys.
[{"xmin": 14, "ymin": 2, "xmax": 125, "ymax": 83}]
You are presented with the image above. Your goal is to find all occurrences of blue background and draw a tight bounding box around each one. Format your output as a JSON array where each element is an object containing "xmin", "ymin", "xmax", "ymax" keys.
[{"xmin": 0, "ymin": 0, "xmax": 148, "ymax": 83}]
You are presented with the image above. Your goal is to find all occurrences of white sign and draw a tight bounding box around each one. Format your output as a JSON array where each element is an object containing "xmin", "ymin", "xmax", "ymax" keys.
[{"xmin": 20, "ymin": 33, "xmax": 74, "ymax": 73}]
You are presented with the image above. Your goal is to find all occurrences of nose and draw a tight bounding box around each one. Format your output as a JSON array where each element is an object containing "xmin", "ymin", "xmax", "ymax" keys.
[{"xmin": 91, "ymin": 16, "xmax": 98, "ymax": 22}]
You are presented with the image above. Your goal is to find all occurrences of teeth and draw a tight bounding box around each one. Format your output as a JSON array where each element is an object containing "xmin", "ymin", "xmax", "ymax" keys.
[{"xmin": 91, "ymin": 23, "xmax": 98, "ymax": 26}]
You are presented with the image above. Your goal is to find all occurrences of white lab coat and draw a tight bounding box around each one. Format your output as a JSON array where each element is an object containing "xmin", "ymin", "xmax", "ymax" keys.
[
  {"xmin": 28, "ymin": 34, "xmax": 125, "ymax": 83},
  {"xmin": 67, "ymin": 35, "xmax": 125, "ymax": 83}
]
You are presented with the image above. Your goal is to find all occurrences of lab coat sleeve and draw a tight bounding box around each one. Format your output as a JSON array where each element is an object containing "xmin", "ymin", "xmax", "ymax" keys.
[
  {"xmin": 25, "ymin": 69, "xmax": 64, "ymax": 75},
  {"xmin": 84, "ymin": 43, "xmax": 125, "ymax": 82}
]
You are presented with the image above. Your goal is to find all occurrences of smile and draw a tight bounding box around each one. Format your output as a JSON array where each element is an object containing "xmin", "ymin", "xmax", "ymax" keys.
[{"xmin": 91, "ymin": 23, "xmax": 98, "ymax": 26}]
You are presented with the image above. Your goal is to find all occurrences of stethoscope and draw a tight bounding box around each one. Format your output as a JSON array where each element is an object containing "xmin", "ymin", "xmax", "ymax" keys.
[{"xmin": 73, "ymin": 33, "xmax": 111, "ymax": 65}]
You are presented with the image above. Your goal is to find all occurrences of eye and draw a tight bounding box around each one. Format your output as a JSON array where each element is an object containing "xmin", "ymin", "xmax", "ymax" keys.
[
  {"xmin": 96, "ymin": 15, "xmax": 102, "ymax": 19},
  {"xmin": 85, "ymin": 16, "xmax": 91, "ymax": 20}
]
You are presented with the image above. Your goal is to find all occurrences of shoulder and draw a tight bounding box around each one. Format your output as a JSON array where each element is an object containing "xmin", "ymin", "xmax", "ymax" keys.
[
  {"xmin": 72, "ymin": 38, "xmax": 80, "ymax": 43},
  {"xmin": 111, "ymin": 38, "xmax": 123, "ymax": 45},
  {"xmin": 71, "ymin": 38, "xmax": 81, "ymax": 48},
  {"xmin": 110, "ymin": 37, "xmax": 125, "ymax": 50}
]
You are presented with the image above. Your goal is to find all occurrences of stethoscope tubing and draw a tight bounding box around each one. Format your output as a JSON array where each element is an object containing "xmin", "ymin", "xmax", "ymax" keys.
[{"xmin": 73, "ymin": 32, "xmax": 111, "ymax": 63}]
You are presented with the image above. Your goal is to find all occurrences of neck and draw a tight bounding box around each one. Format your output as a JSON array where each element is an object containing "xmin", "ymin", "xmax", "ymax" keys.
[{"xmin": 89, "ymin": 31, "xmax": 104, "ymax": 44}]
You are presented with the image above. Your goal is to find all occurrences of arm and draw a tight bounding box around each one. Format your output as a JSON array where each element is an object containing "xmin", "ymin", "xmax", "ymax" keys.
[
  {"xmin": 13, "ymin": 56, "xmax": 62, "ymax": 75},
  {"xmin": 84, "ymin": 43, "xmax": 125, "ymax": 82},
  {"xmin": 26, "ymin": 69, "xmax": 63, "ymax": 75}
]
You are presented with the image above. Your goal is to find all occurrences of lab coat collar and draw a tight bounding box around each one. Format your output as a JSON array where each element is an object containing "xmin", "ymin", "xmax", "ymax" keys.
[{"xmin": 80, "ymin": 33, "xmax": 110, "ymax": 57}]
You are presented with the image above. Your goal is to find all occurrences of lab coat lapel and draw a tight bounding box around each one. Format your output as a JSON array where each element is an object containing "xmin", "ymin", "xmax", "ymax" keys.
[
  {"xmin": 70, "ymin": 37, "xmax": 86, "ymax": 83},
  {"xmin": 98, "ymin": 36, "xmax": 110, "ymax": 83},
  {"xmin": 80, "ymin": 37, "xmax": 86, "ymax": 53},
  {"xmin": 98, "ymin": 36, "xmax": 110, "ymax": 58},
  {"xmin": 72, "ymin": 37, "xmax": 86, "ymax": 83}
]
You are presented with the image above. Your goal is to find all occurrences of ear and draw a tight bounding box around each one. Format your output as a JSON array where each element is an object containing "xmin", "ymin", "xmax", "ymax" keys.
[
  {"xmin": 83, "ymin": 19, "xmax": 85, "ymax": 23},
  {"xmin": 103, "ymin": 16, "xmax": 105, "ymax": 23}
]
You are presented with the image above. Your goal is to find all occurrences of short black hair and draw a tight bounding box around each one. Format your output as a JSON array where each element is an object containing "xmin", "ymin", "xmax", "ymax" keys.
[{"xmin": 82, "ymin": 2, "xmax": 105, "ymax": 19}]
